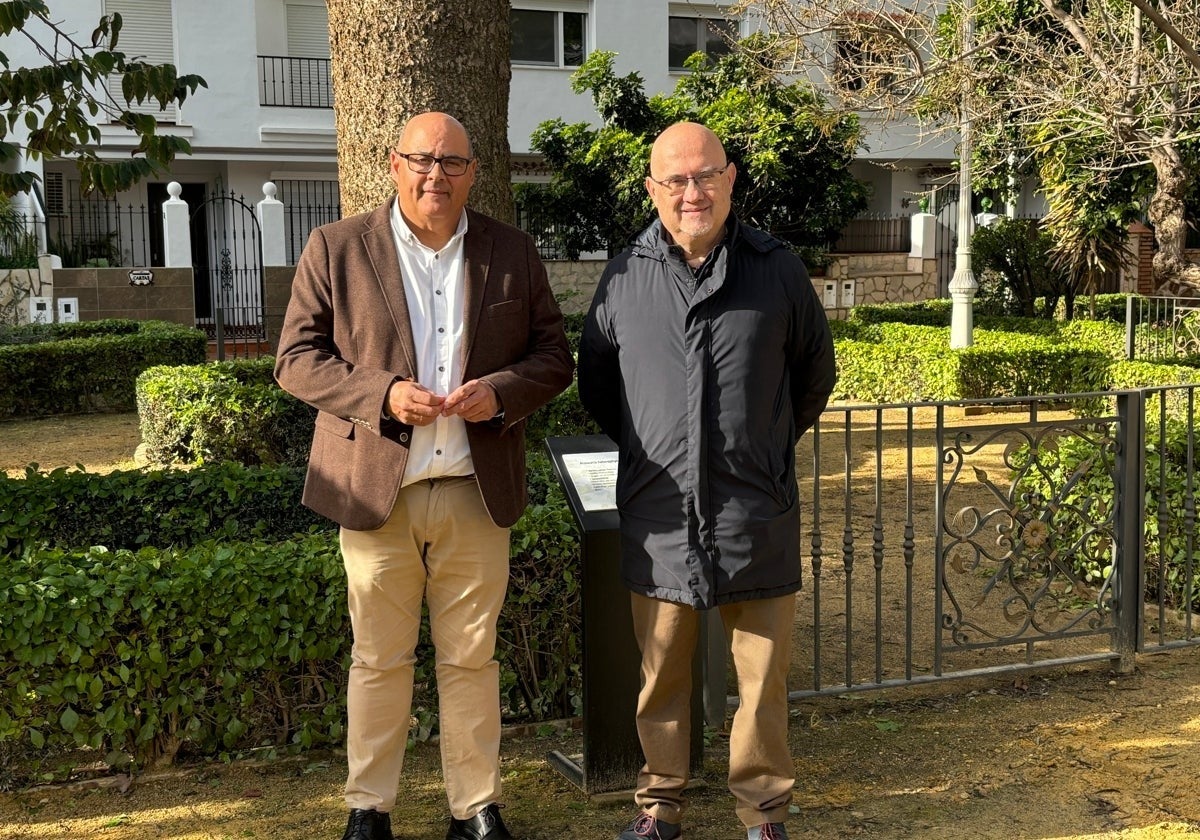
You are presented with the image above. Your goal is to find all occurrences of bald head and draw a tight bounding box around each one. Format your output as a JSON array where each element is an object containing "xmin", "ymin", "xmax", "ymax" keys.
[
  {"xmin": 645, "ymin": 121, "xmax": 736, "ymax": 264},
  {"xmin": 398, "ymin": 111, "xmax": 473, "ymax": 158},
  {"xmin": 649, "ymin": 122, "xmax": 726, "ymax": 177}
]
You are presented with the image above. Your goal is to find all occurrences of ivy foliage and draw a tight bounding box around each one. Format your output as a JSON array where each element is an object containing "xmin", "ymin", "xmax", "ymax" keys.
[
  {"xmin": 0, "ymin": 1, "xmax": 207, "ymax": 196},
  {"xmin": 523, "ymin": 41, "xmax": 868, "ymax": 261}
]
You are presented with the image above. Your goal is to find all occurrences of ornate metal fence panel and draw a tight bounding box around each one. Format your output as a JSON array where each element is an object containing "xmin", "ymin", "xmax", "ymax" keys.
[
  {"xmin": 935, "ymin": 399, "xmax": 1124, "ymax": 669},
  {"xmin": 1125, "ymin": 294, "xmax": 1200, "ymax": 363},
  {"xmin": 191, "ymin": 192, "xmax": 265, "ymax": 360},
  {"xmin": 785, "ymin": 388, "xmax": 1198, "ymax": 705}
]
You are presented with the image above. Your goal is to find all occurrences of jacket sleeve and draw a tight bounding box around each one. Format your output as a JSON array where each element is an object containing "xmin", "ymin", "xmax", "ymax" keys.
[
  {"xmin": 273, "ymin": 225, "xmax": 400, "ymax": 435},
  {"xmin": 577, "ymin": 269, "xmax": 623, "ymax": 442},
  {"xmin": 478, "ymin": 233, "xmax": 575, "ymax": 425},
  {"xmin": 788, "ymin": 265, "xmax": 837, "ymax": 441}
]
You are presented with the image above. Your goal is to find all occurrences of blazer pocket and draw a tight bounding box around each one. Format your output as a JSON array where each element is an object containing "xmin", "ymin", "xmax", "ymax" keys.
[
  {"xmin": 315, "ymin": 411, "xmax": 355, "ymax": 439},
  {"xmin": 486, "ymin": 298, "xmax": 525, "ymax": 318}
]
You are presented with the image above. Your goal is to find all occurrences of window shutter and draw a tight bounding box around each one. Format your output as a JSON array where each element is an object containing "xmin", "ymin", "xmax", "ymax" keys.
[
  {"xmin": 287, "ymin": 3, "xmax": 331, "ymax": 58},
  {"xmin": 104, "ymin": 0, "xmax": 177, "ymax": 121}
]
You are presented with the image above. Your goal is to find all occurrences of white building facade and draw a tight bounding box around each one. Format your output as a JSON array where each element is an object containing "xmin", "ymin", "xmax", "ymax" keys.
[{"xmin": 3, "ymin": 0, "xmax": 1005, "ymax": 270}]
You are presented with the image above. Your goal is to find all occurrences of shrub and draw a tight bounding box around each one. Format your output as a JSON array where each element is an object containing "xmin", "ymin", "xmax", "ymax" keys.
[
  {"xmin": 0, "ymin": 320, "xmax": 205, "ymax": 418},
  {"xmin": 971, "ymin": 218, "xmax": 1075, "ymax": 317},
  {"xmin": 136, "ymin": 359, "xmax": 315, "ymax": 467},
  {"xmin": 0, "ymin": 535, "xmax": 350, "ymax": 767},
  {"xmin": 0, "ymin": 462, "xmax": 328, "ymax": 556},
  {"xmin": 0, "ymin": 460, "xmax": 583, "ymax": 767}
]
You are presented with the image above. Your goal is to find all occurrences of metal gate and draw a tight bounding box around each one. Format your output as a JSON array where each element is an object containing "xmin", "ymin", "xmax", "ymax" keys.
[
  {"xmin": 191, "ymin": 192, "xmax": 266, "ymax": 360},
  {"xmin": 922, "ymin": 180, "xmax": 959, "ymax": 297}
]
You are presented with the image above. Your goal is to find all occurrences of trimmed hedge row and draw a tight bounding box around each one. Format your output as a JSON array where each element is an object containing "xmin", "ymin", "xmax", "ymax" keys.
[
  {"xmin": 0, "ymin": 320, "xmax": 206, "ymax": 418},
  {"xmin": 0, "ymin": 462, "xmax": 326, "ymax": 557},
  {"xmin": 1, "ymin": 536, "xmax": 349, "ymax": 766},
  {"xmin": 833, "ymin": 319, "xmax": 1167, "ymax": 404},
  {"xmin": 849, "ymin": 293, "xmax": 1131, "ymax": 328},
  {"xmin": 0, "ymin": 458, "xmax": 581, "ymax": 766}
]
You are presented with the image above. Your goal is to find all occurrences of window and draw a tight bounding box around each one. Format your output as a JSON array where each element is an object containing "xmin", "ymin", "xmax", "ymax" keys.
[
  {"xmin": 832, "ymin": 13, "xmax": 914, "ymax": 96},
  {"xmin": 511, "ymin": 8, "xmax": 586, "ymax": 67},
  {"xmin": 668, "ymin": 16, "xmax": 737, "ymax": 71},
  {"xmin": 103, "ymin": 0, "xmax": 177, "ymax": 120}
]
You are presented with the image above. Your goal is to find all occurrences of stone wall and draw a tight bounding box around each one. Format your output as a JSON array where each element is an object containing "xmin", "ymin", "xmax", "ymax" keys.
[
  {"xmin": 818, "ymin": 253, "xmax": 939, "ymax": 319},
  {"xmin": 0, "ymin": 268, "xmax": 50, "ymax": 325},
  {"xmin": 546, "ymin": 260, "xmax": 606, "ymax": 314}
]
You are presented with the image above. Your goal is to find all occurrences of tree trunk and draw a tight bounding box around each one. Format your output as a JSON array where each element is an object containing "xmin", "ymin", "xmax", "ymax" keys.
[
  {"xmin": 1147, "ymin": 144, "xmax": 1200, "ymax": 295},
  {"xmin": 326, "ymin": 0, "xmax": 513, "ymax": 221}
]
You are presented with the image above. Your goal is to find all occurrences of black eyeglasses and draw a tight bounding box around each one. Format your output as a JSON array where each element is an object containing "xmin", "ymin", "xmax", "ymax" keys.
[
  {"xmin": 648, "ymin": 164, "xmax": 730, "ymax": 196},
  {"xmin": 396, "ymin": 153, "xmax": 474, "ymax": 176}
]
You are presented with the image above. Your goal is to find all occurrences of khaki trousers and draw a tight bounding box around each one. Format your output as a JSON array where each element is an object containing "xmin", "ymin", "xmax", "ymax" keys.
[
  {"xmin": 631, "ymin": 592, "xmax": 797, "ymax": 828},
  {"xmin": 339, "ymin": 476, "xmax": 510, "ymax": 819}
]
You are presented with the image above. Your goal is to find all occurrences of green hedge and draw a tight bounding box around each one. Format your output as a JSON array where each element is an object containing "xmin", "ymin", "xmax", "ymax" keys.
[
  {"xmin": 0, "ymin": 462, "xmax": 327, "ymax": 557},
  {"xmin": 0, "ymin": 461, "xmax": 582, "ymax": 767},
  {"xmin": 136, "ymin": 359, "xmax": 315, "ymax": 467},
  {"xmin": 136, "ymin": 353, "xmax": 595, "ymax": 466},
  {"xmin": 832, "ymin": 322, "xmax": 1122, "ymax": 403},
  {"xmin": 849, "ymin": 294, "xmax": 1131, "ymax": 329},
  {"xmin": 0, "ymin": 320, "xmax": 206, "ymax": 418},
  {"xmin": 0, "ymin": 535, "xmax": 349, "ymax": 766}
]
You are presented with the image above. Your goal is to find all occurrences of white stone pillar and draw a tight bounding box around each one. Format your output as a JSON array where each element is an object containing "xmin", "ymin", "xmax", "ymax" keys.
[
  {"xmin": 257, "ymin": 182, "xmax": 288, "ymax": 267},
  {"xmin": 162, "ymin": 182, "xmax": 192, "ymax": 268},
  {"xmin": 909, "ymin": 213, "xmax": 936, "ymax": 259}
]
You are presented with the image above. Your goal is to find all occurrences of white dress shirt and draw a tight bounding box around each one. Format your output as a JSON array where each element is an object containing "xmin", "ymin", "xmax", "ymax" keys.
[{"xmin": 390, "ymin": 200, "xmax": 474, "ymax": 485}]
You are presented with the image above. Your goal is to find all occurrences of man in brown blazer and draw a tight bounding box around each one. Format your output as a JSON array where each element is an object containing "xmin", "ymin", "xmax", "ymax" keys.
[{"xmin": 275, "ymin": 112, "xmax": 573, "ymax": 840}]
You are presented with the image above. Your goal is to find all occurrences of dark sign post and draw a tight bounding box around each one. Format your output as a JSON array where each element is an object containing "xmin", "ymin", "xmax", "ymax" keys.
[{"xmin": 545, "ymin": 435, "xmax": 704, "ymax": 795}]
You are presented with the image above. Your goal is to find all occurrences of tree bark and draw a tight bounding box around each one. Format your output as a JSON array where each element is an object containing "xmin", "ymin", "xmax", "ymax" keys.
[
  {"xmin": 326, "ymin": 0, "xmax": 513, "ymax": 221},
  {"xmin": 1147, "ymin": 143, "xmax": 1200, "ymax": 294}
]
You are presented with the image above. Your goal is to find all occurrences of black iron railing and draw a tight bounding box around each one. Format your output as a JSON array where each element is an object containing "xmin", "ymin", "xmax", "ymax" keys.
[{"xmin": 258, "ymin": 55, "xmax": 333, "ymax": 108}]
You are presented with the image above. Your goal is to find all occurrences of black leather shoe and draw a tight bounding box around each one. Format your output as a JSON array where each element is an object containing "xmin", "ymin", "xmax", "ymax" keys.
[
  {"xmin": 342, "ymin": 808, "xmax": 393, "ymax": 840},
  {"xmin": 446, "ymin": 802, "xmax": 514, "ymax": 840}
]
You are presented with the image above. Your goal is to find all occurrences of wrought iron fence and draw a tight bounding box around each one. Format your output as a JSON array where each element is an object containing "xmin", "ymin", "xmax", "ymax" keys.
[
  {"xmin": 828, "ymin": 213, "xmax": 910, "ymax": 253},
  {"xmin": 276, "ymin": 180, "xmax": 341, "ymax": 265},
  {"xmin": 258, "ymin": 55, "xmax": 333, "ymax": 108},
  {"xmin": 1124, "ymin": 294, "xmax": 1200, "ymax": 363},
  {"xmin": 778, "ymin": 387, "xmax": 1199, "ymax": 703},
  {"xmin": 45, "ymin": 199, "xmax": 154, "ymax": 268},
  {"xmin": 516, "ymin": 205, "xmax": 570, "ymax": 261},
  {"xmin": 0, "ymin": 215, "xmax": 43, "ymax": 268}
]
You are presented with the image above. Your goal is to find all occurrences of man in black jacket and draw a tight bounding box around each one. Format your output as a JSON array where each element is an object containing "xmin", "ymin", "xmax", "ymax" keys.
[{"xmin": 578, "ymin": 122, "xmax": 836, "ymax": 840}]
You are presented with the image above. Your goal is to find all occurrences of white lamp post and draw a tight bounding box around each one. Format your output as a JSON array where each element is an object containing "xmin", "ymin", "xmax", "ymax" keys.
[{"xmin": 949, "ymin": 0, "xmax": 977, "ymax": 349}]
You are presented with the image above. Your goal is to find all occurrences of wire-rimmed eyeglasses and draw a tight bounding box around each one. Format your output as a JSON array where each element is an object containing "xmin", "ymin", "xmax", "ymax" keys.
[
  {"xmin": 396, "ymin": 152, "xmax": 474, "ymax": 176},
  {"xmin": 648, "ymin": 164, "xmax": 730, "ymax": 196}
]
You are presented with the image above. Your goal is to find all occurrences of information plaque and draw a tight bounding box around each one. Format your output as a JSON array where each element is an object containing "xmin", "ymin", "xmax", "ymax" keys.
[{"xmin": 544, "ymin": 435, "xmax": 703, "ymax": 796}]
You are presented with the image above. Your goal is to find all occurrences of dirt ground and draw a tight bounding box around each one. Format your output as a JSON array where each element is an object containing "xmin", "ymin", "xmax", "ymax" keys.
[{"xmin": 2, "ymin": 412, "xmax": 1200, "ymax": 840}]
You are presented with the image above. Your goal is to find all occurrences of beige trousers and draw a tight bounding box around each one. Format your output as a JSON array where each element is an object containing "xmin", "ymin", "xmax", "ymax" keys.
[
  {"xmin": 339, "ymin": 476, "xmax": 510, "ymax": 819},
  {"xmin": 631, "ymin": 592, "xmax": 797, "ymax": 828}
]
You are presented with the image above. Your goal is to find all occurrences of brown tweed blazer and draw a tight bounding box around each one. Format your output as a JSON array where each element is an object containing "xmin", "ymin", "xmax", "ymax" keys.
[{"xmin": 274, "ymin": 201, "xmax": 574, "ymax": 530}]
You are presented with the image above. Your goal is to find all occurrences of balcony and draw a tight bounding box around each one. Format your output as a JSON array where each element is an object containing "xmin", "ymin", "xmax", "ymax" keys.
[{"xmin": 258, "ymin": 55, "xmax": 333, "ymax": 109}]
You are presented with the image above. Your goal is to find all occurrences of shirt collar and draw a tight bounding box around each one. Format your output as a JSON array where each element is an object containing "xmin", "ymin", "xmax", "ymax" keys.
[{"xmin": 390, "ymin": 200, "xmax": 469, "ymax": 250}]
